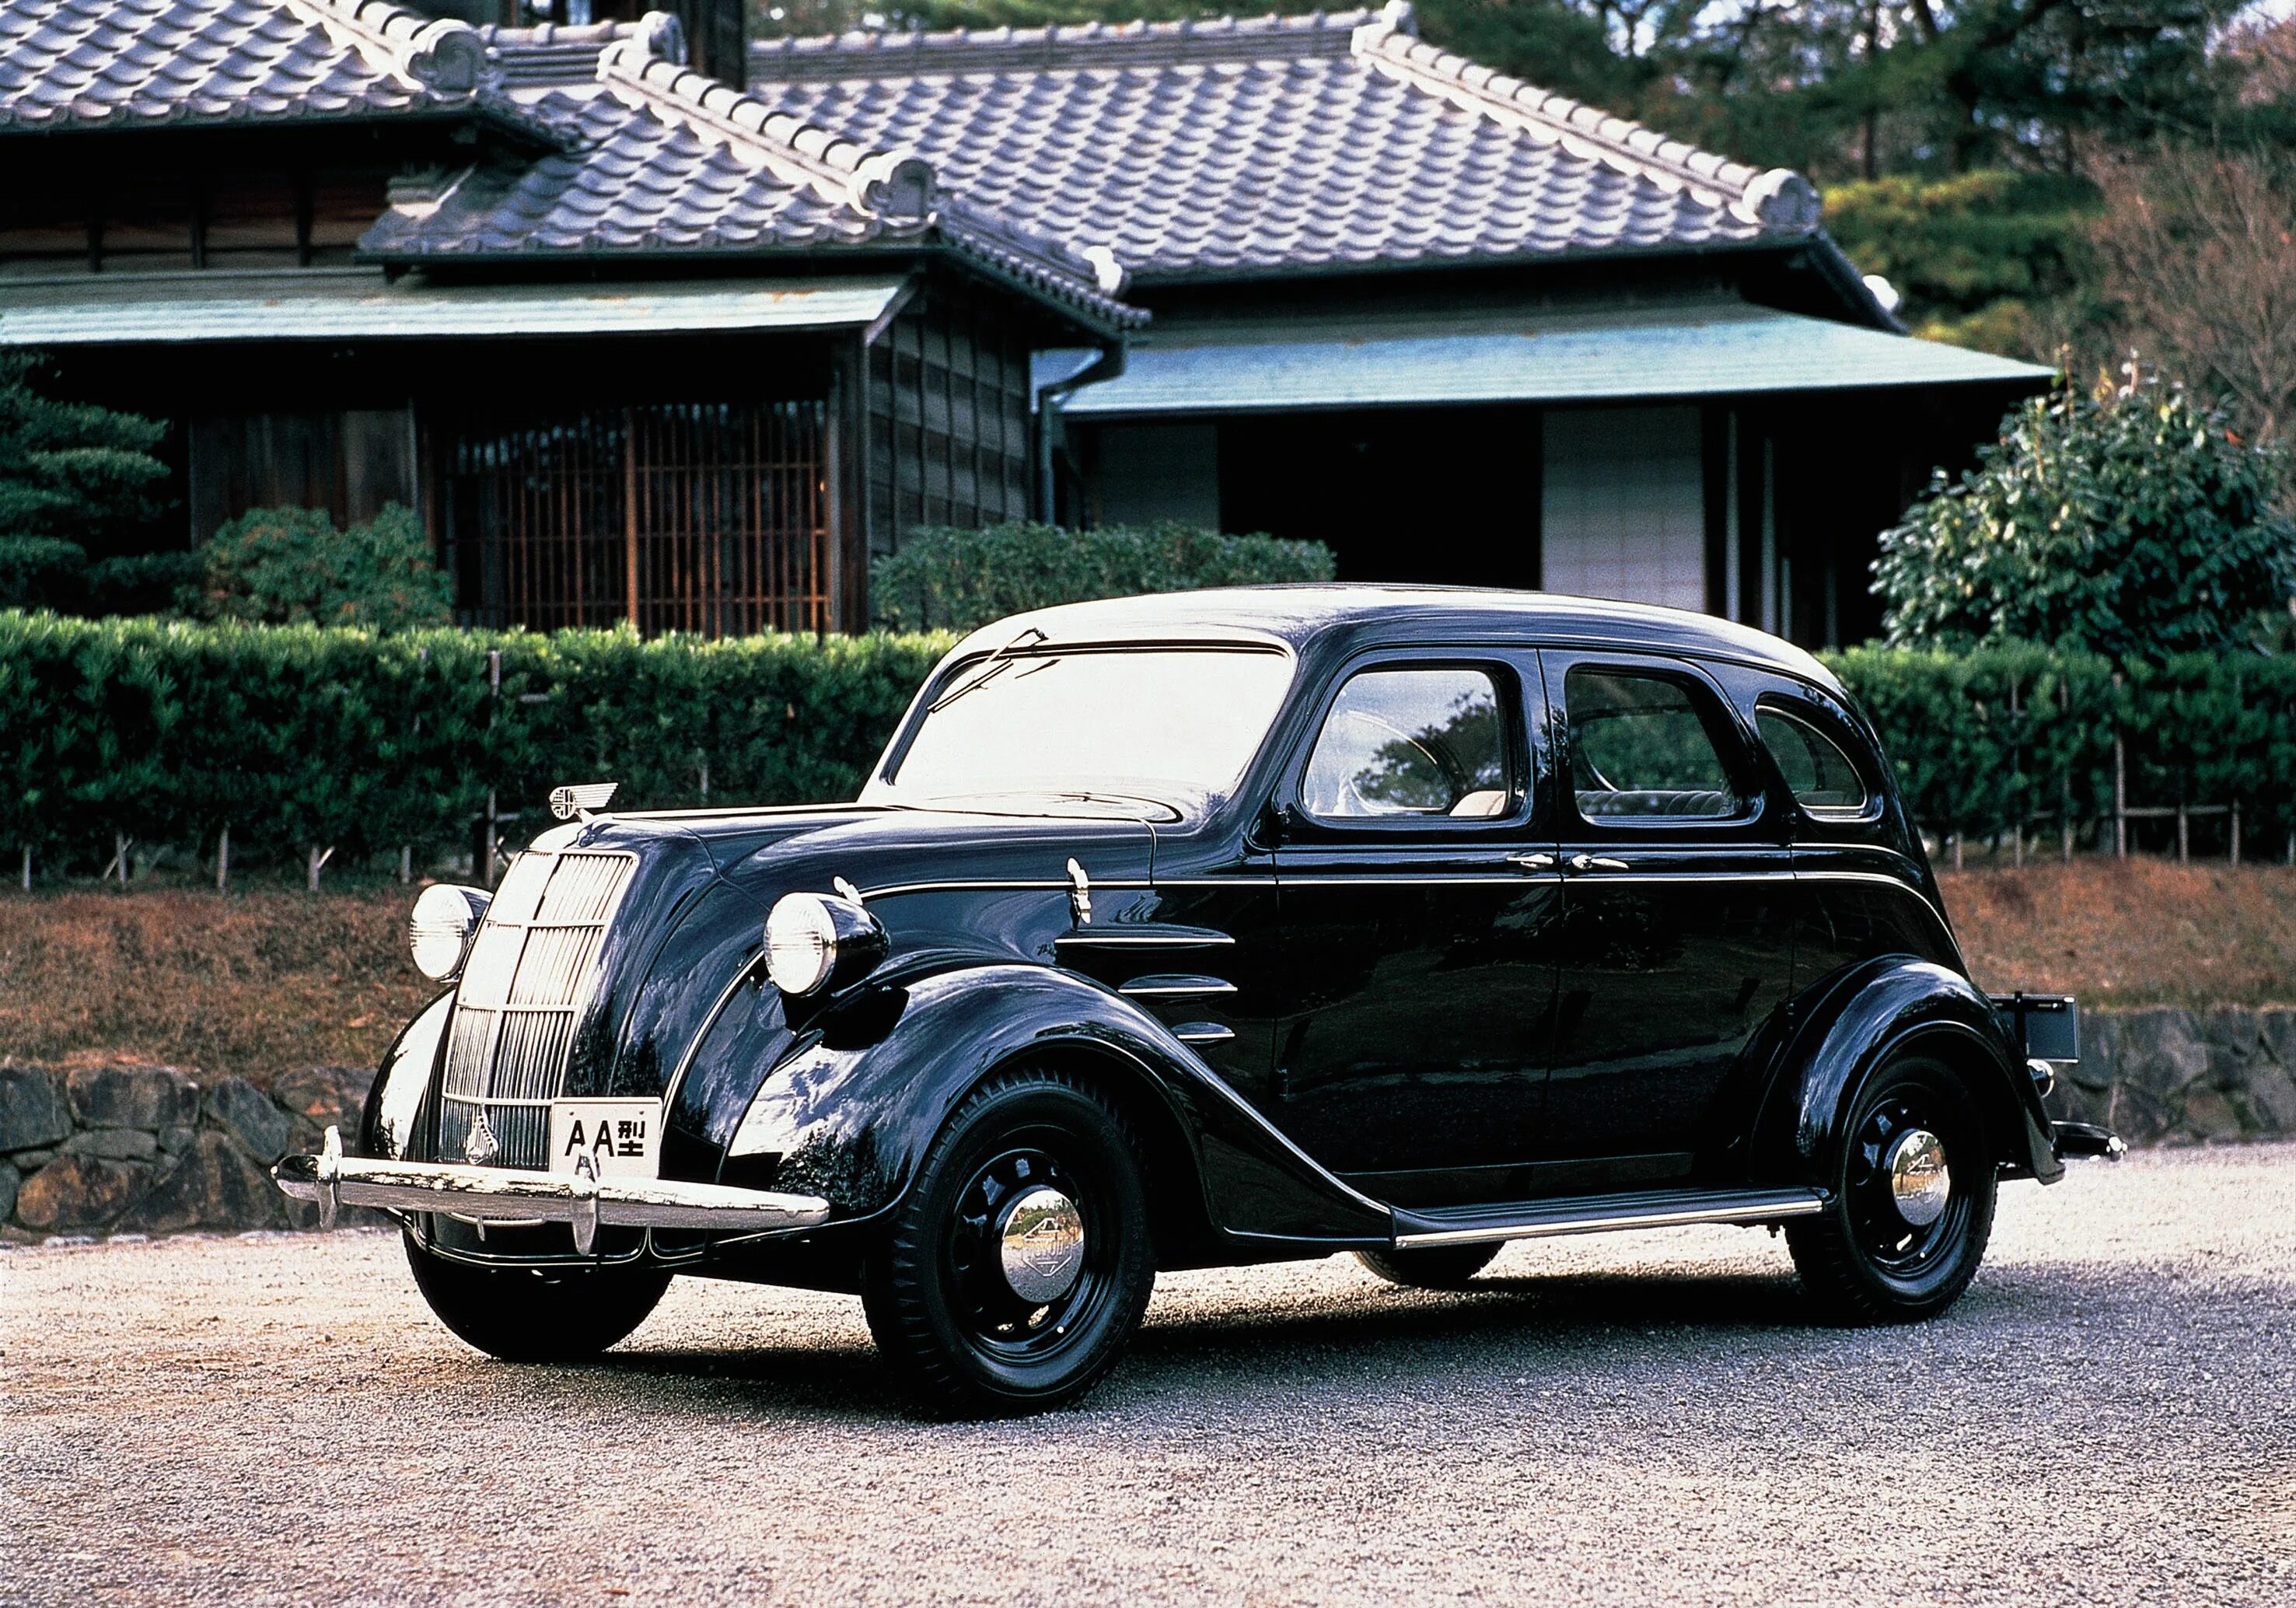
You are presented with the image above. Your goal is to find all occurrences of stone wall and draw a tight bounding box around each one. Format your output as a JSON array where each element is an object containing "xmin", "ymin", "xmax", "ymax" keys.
[
  {"xmin": 2047, "ymin": 1007, "xmax": 2296, "ymax": 1147},
  {"xmin": 3, "ymin": 1008, "xmax": 2291, "ymax": 1239},
  {"xmin": 0, "ymin": 1063, "xmax": 373, "ymax": 1240}
]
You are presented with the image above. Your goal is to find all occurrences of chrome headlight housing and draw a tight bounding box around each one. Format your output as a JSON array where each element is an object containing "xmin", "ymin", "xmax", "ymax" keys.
[
  {"xmin": 408, "ymin": 883, "xmax": 491, "ymax": 981},
  {"xmin": 764, "ymin": 893, "xmax": 888, "ymax": 998}
]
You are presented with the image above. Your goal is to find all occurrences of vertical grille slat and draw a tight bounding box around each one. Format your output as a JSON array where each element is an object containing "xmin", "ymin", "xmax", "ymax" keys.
[{"xmin": 435, "ymin": 850, "xmax": 636, "ymax": 1169}]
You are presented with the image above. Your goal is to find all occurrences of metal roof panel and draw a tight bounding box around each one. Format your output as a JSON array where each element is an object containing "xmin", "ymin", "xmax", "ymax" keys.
[
  {"xmin": 1059, "ymin": 306, "xmax": 2053, "ymax": 415},
  {"xmin": 0, "ymin": 268, "xmax": 910, "ymax": 343}
]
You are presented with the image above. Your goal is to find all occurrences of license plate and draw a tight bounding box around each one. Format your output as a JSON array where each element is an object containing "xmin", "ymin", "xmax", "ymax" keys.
[{"xmin": 547, "ymin": 1099, "xmax": 661, "ymax": 1179}]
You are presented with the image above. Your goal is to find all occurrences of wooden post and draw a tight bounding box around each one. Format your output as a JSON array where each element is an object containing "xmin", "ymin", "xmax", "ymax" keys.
[
  {"xmin": 2176, "ymin": 802, "xmax": 2189, "ymax": 864},
  {"xmin": 1952, "ymin": 831, "xmax": 1963, "ymax": 871},
  {"xmin": 399, "ymin": 844, "xmax": 412, "ymax": 885},
  {"xmin": 19, "ymin": 846, "xmax": 28, "ymax": 892},
  {"xmin": 623, "ymin": 405, "xmax": 641, "ymax": 631},
  {"xmin": 2061, "ymin": 774, "xmax": 2074, "ymax": 862},
  {"xmin": 306, "ymin": 843, "xmax": 335, "ymax": 893},
  {"xmin": 2113, "ymin": 732, "xmax": 2127, "ymax": 859},
  {"xmin": 216, "ymin": 824, "xmax": 229, "ymax": 893},
  {"xmin": 2231, "ymin": 802, "xmax": 2241, "ymax": 866}
]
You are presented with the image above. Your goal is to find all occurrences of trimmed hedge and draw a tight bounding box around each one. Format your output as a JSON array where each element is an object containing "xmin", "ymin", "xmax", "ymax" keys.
[
  {"xmin": 0, "ymin": 612, "xmax": 952, "ymax": 876},
  {"xmin": 3, "ymin": 613, "xmax": 2293, "ymax": 881},
  {"xmin": 870, "ymin": 520, "xmax": 1336, "ymax": 632},
  {"xmin": 1826, "ymin": 645, "xmax": 2296, "ymax": 851}
]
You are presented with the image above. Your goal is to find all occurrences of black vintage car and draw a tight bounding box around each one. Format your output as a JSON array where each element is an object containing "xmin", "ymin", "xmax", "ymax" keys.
[{"xmin": 279, "ymin": 589, "xmax": 2116, "ymax": 1414}]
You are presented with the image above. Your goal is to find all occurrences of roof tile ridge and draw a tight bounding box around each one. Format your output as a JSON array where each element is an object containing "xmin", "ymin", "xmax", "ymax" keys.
[
  {"xmin": 1353, "ymin": 10, "xmax": 1819, "ymax": 230},
  {"xmin": 597, "ymin": 27, "xmax": 934, "ymax": 224},
  {"xmin": 477, "ymin": 19, "xmax": 645, "ymax": 49},
  {"xmin": 746, "ymin": 7, "xmax": 1383, "ymax": 79},
  {"xmin": 281, "ymin": 0, "xmax": 498, "ymax": 96}
]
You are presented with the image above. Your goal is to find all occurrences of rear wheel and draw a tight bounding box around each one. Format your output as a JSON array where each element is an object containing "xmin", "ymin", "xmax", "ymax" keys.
[
  {"xmin": 1355, "ymin": 1243, "xmax": 1501, "ymax": 1289},
  {"xmin": 862, "ymin": 1068, "xmax": 1155, "ymax": 1417},
  {"xmin": 404, "ymin": 1231, "xmax": 671, "ymax": 1362},
  {"xmin": 1787, "ymin": 1052, "xmax": 1995, "ymax": 1323}
]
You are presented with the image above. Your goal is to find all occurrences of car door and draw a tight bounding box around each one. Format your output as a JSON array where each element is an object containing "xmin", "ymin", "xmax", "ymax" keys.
[
  {"xmin": 1263, "ymin": 652, "xmax": 1564, "ymax": 1203},
  {"xmin": 1537, "ymin": 650, "xmax": 1795, "ymax": 1190}
]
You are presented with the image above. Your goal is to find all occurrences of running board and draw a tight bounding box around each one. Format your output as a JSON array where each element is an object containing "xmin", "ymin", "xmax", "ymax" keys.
[{"xmin": 1390, "ymin": 1186, "xmax": 1827, "ymax": 1249}]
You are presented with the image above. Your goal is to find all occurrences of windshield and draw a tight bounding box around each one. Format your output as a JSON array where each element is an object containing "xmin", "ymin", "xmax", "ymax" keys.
[{"xmin": 868, "ymin": 645, "xmax": 1294, "ymax": 808}]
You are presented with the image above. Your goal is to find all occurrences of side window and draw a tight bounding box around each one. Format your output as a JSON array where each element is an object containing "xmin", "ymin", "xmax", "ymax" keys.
[
  {"xmin": 1300, "ymin": 666, "xmax": 1515, "ymax": 821},
  {"xmin": 1564, "ymin": 667, "xmax": 1742, "ymax": 820},
  {"xmin": 1756, "ymin": 703, "xmax": 1871, "ymax": 816}
]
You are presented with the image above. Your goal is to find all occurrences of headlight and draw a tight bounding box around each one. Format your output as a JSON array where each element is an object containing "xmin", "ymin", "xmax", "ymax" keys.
[
  {"xmin": 764, "ymin": 892, "xmax": 888, "ymax": 998},
  {"xmin": 408, "ymin": 883, "xmax": 490, "ymax": 981}
]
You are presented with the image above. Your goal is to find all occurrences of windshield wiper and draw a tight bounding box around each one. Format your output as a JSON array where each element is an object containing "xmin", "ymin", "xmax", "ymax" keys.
[{"xmin": 927, "ymin": 625, "xmax": 1054, "ymax": 714}]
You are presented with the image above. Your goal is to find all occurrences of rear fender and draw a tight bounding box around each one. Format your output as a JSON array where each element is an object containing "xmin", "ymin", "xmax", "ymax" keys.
[
  {"xmin": 1756, "ymin": 956, "xmax": 2062, "ymax": 1188},
  {"xmin": 716, "ymin": 963, "xmax": 1392, "ymax": 1246}
]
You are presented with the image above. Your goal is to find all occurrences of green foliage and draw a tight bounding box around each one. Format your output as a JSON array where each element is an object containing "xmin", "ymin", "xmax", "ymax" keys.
[
  {"xmin": 868, "ymin": 520, "xmax": 1336, "ymax": 633},
  {"xmin": 1875, "ymin": 372, "xmax": 2296, "ymax": 659},
  {"xmin": 0, "ymin": 613, "xmax": 953, "ymax": 875},
  {"xmin": 0, "ymin": 353, "xmax": 169, "ymax": 555},
  {"xmin": 187, "ymin": 504, "xmax": 453, "ymax": 630},
  {"xmin": 0, "ymin": 537, "xmax": 91, "ymax": 611},
  {"xmin": 1822, "ymin": 171, "xmax": 2100, "ymax": 356},
  {"xmin": 1827, "ymin": 645, "xmax": 2296, "ymax": 846}
]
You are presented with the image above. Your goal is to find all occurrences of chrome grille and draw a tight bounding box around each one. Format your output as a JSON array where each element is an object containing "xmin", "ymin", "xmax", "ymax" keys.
[{"xmin": 437, "ymin": 848, "xmax": 637, "ymax": 1169}]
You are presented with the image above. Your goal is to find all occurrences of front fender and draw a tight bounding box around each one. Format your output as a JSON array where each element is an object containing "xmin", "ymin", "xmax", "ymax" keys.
[
  {"xmin": 709, "ymin": 963, "xmax": 1391, "ymax": 1246},
  {"xmin": 1756, "ymin": 956, "xmax": 2062, "ymax": 1189},
  {"xmin": 358, "ymin": 988, "xmax": 454, "ymax": 1159}
]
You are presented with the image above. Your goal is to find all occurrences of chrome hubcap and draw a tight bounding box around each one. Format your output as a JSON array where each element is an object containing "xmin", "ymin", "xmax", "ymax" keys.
[
  {"xmin": 1885, "ymin": 1128, "xmax": 1950, "ymax": 1228},
  {"xmin": 997, "ymin": 1186, "xmax": 1085, "ymax": 1303}
]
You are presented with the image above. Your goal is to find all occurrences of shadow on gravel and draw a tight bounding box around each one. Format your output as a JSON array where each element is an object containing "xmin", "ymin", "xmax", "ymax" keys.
[{"xmin": 530, "ymin": 1250, "xmax": 2296, "ymax": 1424}]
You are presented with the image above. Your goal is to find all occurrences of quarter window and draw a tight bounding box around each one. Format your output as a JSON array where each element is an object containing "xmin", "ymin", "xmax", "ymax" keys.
[
  {"xmin": 1565, "ymin": 668, "xmax": 1742, "ymax": 820},
  {"xmin": 1757, "ymin": 704, "xmax": 1871, "ymax": 816},
  {"xmin": 1301, "ymin": 667, "xmax": 1515, "ymax": 820}
]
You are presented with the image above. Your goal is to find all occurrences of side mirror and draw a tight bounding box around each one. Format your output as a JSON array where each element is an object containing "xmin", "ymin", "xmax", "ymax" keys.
[{"xmin": 1254, "ymin": 799, "xmax": 1299, "ymax": 847}]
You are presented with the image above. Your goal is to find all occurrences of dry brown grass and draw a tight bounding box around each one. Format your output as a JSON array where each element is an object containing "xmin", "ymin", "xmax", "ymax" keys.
[
  {"xmin": 1939, "ymin": 858, "xmax": 2296, "ymax": 1008},
  {"xmin": 0, "ymin": 859, "xmax": 2287, "ymax": 1087},
  {"xmin": 0, "ymin": 886, "xmax": 434, "ymax": 1089}
]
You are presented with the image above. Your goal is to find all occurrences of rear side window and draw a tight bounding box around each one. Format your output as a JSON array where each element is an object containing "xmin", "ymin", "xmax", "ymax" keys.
[
  {"xmin": 1565, "ymin": 668, "xmax": 1742, "ymax": 820},
  {"xmin": 1301, "ymin": 666, "xmax": 1515, "ymax": 820},
  {"xmin": 1757, "ymin": 704, "xmax": 1871, "ymax": 816}
]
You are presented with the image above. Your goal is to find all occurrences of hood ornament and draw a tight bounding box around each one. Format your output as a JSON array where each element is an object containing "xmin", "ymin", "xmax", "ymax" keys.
[
  {"xmin": 463, "ymin": 1110, "xmax": 500, "ymax": 1166},
  {"xmin": 549, "ymin": 781, "xmax": 619, "ymax": 821}
]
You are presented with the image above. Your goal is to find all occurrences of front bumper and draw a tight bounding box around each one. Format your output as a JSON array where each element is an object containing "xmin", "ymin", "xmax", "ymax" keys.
[{"xmin": 274, "ymin": 1127, "xmax": 832, "ymax": 1253}]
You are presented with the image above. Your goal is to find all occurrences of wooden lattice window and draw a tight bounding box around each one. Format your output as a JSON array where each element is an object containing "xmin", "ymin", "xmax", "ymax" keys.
[{"xmin": 440, "ymin": 400, "xmax": 830, "ymax": 636}]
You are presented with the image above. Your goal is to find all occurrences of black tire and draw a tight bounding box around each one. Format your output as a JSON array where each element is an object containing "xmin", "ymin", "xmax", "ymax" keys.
[
  {"xmin": 1355, "ymin": 1243, "xmax": 1501, "ymax": 1289},
  {"xmin": 861, "ymin": 1068, "xmax": 1155, "ymax": 1417},
  {"xmin": 404, "ymin": 1231, "xmax": 672, "ymax": 1362},
  {"xmin": 1787, "ymin": 1051, "xmax": 1997, "ymax": 1324}
]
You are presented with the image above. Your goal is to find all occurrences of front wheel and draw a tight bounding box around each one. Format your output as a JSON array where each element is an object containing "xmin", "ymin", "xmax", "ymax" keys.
[
  {"xmin": 862, "ymin": 1068, "xmax": 1155, "ymax": 1417},
  {"xmin": 404, "ymin": 1231, "xmax": 672, "ymax": 1362},
  {"xmin": 1787, "ymin": 1052, "xmax": 1996, "ymax": 1324}
]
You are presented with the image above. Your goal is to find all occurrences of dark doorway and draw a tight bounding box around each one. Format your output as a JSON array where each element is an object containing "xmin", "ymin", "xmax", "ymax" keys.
[{"xmin": 1211, "ymin": 405, "xmax": 1543, "ymax": 588}]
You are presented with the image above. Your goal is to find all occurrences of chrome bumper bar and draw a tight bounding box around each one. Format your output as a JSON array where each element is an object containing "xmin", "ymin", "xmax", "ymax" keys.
[{"xmin": 274, "ymin": 1127, "xmax": 833, "ymax": 1253}]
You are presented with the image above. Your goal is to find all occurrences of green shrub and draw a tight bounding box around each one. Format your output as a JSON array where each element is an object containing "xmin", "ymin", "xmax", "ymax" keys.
[
  {"xmin": 187, "ymin": 503, "xmax": 453, "ymax": 630},
  {"xmin": 870, "ymin": 520, "xmax": 1337, "ymax": 633},
  {"xmin": 0, "ymin": 612, "xmax": 952, "ymax": 878},
  {"xmin": 1875, "ymin": 372, "xmax": 2296, "ymax": 660},
  {"xmin": 1826, "ymin": 645, "xmax": 2296, "ymax": 849}
]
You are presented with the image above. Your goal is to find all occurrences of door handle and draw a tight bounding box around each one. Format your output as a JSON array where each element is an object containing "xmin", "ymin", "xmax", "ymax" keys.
[
  {"xmin": 1506, "ymin": 851, "xmax": 1556, "ymax": 871},
  {"xmin": 1567, "ymin": 853, "xmax": 1630, "ymax": 873}
]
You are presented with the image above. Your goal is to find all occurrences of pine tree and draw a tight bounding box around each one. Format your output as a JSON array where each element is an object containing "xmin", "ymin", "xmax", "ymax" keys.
[{"xmin": 0, "ymin": 353, "xmax": 169, "ymax": 610}]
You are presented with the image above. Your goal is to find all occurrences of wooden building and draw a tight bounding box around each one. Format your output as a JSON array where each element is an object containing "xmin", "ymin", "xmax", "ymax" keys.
[
  {"xmin": 1, "ymin": 0, "xmax": 2048, "ymax": 645},
  {"xmin": 0, "ymin": 0, "xmax": 1134, "ymax": 633}
]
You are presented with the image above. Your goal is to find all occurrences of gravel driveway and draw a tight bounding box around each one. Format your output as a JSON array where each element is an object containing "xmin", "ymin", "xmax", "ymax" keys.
[{"xmin": 5, "ymin": 1143, "xmax": 2293, "ymax": 1608}]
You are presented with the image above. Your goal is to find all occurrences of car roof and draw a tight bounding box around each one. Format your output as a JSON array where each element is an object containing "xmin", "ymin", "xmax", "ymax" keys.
[{"xmin": 952, "ymin": 585, "xmax": 1840, "ymax": 690}]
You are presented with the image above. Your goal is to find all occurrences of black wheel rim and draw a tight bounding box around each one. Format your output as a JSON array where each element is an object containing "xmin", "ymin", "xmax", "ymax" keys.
[
  {"xmin": 942, "ymin": 1133, "xmax": 1115, "ymax": 1365},
  {"xmin": 1844, "ymin": 1085, "xmax": 1971, "ymax": 1282}
]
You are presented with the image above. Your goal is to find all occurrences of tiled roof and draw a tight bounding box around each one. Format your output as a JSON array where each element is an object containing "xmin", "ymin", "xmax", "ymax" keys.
[
  {"xmin": 0, "ymin": 0, "xmax": 492, "ymax": 130},
  {"xmin": 743, "ymin": 2, "xmax": 1823, "ymax": 282},
  {"xmin": 367, "ymin": 24, "xmax": 1141, "ymax": 328}
]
